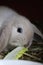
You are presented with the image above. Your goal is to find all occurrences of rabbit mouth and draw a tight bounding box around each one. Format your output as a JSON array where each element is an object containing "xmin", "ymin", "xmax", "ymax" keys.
[{"xmin": 9, "ymin": 39, "xmax": 23, "ymax": 46}]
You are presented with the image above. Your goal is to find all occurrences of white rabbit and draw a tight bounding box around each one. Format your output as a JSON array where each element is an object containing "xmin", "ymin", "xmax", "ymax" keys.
[{"xmin": 0, "ymin": 6, "xmax": 43, "ymax": 52}]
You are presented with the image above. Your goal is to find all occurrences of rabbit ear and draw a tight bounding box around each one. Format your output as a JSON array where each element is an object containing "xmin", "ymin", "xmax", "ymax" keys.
[
  {"xmin": 0, "ymin": 20, "xmax": 13, "ymax": 52},
  {"xmin": 32, "ymin": 24, "xmax": 43, "ymax": 39}
]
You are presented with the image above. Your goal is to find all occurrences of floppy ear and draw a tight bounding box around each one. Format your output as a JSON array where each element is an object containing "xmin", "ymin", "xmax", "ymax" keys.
[
  {"xmin": 32, "ymin": 24, "xmax": 43, "ymax": 39},
  {"xmin": 0, "ymin": 20, "xmax": 13, "ymax": 52}
]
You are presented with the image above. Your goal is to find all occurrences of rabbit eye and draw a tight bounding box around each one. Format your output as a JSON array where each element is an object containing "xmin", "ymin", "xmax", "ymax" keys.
[{"xmin": 17, "ymin": 27, "xmax": 23, "ymax": 33}]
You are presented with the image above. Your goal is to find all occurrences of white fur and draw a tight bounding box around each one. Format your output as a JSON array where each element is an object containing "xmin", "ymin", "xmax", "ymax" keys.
[{"xmin": 0, "ymin": 6, "xmax": 42, "ymax": 52}]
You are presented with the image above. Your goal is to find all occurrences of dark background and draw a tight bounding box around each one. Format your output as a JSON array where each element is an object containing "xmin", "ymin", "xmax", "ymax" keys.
[{"xmin": 0, "ymin": 0, "xmax": 43, "ymax": 32}]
